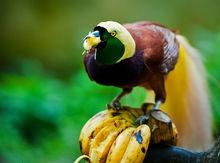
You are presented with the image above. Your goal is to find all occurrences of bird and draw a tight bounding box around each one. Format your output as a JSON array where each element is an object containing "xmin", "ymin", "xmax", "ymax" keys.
[{"xmin": 82, "ymin": 21, "xmax": 212, "ymax": 150}]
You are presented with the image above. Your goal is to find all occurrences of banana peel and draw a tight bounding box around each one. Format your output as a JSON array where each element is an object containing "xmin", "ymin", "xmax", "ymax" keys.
[{"xmin": 75, "ymin": 103, "xmax": 178, "ymax": 163}]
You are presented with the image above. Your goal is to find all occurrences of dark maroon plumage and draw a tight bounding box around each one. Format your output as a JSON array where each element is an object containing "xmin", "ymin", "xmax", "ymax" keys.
[{"xmin": 85, "ymin": 50, "xmax": 147, "ymax": 87}]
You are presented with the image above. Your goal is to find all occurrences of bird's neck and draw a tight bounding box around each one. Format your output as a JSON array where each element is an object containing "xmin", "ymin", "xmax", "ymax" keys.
[{"xmin": 95, "ymin": 37, "xmax": 125, "ymax": 65}]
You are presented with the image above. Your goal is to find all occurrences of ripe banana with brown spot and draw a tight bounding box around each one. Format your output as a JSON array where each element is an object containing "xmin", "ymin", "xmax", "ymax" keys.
[
  {"xmin": 121, "ymin": 124, "xmax": 151, "ymax": 163},
  {"xmin": 127, "ymin": 108, "xmax": 144, "ymax": 118},
  {"xmin": 127, "ymin": 103, "xmax": 154, "ymax": 118},
  {"xmin": 79, "ymin": 109, "xmax": 135, "ymax": 154},
  {"xmin": 111, "ymin": 107, "xmax": 137, "ymax": 123},
  {"xmin": 106, "ymin": 127, "xmax": 136, "ymax": 163},
  {"xmin": 77, "ymin": 105, "xmax": 178, "ymax": 162},
  {"xmin": 89, "ymin": 119, "xmax": 132, "ymax": 163}
]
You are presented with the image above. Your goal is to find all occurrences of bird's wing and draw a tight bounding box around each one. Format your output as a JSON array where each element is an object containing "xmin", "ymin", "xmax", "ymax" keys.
[
  {"xmin": 125, "ymin": 22, "xmax": 179, "ymax": 74},
  {"xmin": 157, "ymin": 25, "xmax": 179, "ymax": 74}
]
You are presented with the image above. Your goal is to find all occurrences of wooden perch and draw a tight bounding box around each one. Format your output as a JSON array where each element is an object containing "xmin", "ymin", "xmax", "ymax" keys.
[{"xmin": 144, "ymin": 136, "xmax": 220, "ymax": 163}]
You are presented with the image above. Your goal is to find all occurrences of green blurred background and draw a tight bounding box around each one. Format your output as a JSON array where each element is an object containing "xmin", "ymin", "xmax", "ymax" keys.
[{"xmin": 1, "ymin": 0, "xmax": 220, "ymax": 162}]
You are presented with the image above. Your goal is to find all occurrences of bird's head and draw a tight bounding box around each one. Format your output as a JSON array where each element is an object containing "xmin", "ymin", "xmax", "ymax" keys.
[{"xmin": 83, "ymin": 21, "xmax": 136, "ymax": 65}]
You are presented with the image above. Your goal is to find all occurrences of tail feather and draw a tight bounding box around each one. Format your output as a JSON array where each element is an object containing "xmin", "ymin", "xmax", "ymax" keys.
[{"xmin": 148, "ymin": 35, "xmax": 213, "ymax": 150}]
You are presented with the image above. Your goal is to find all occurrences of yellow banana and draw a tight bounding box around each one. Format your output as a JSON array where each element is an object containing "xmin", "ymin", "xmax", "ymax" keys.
[
  {"xmin": 129, "ymin": 108, "xmax": 144, "ymax": 118},
  {"xmin": 78, "ymin": 105, "xmax": 178, "ymax": 162},
  {"xmin": 106, "ymin": 127, "xmax": 136, "ymax": 163},
  {"xmin": 89, "ymin": 119, "xmax": 132, "ymax": 163},
  {"xmin": 127, "ymin": 103, "xmax": 155, "ymax": 119},
  {"xmin": 79, "ymin": 109, "xmax": 135, "ymax": 154},
  {"xmin": 108, "ymin": 107, "xmax": 137, "ymax": 124},
  {"xmin": 117, "ymin": 109, "xmax": 137, "ymax": 124},
  {"xmin": 80, "ymin": 110, "xmax": 113, "ymax": 154},
  {"xmin": 121, "ymin": 124, "xmax": 151, "ymax": 163}
]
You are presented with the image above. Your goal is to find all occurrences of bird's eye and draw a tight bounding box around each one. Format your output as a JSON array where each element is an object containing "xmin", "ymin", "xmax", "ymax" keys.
[{"xmin": 110, "ymin": 31, "xmax": 117, "ymax": 37}]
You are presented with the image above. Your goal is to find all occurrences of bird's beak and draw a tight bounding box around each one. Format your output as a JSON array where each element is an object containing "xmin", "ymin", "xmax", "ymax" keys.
[{"xmin": 83, "ymin": 31, "xmax": 101, "ymax": 51}]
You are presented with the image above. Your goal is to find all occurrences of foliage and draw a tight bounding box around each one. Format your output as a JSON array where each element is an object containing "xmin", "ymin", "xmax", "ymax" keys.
[{"xmin": 0, "ymin": 68, "xmax": 147, "ymax": 162}]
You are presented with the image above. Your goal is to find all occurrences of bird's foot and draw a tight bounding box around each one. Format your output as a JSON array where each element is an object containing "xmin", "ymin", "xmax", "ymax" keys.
[
  {"xmin": 135, "ymin": 115, "xmax": 149, "ymax": 125},
  {"xmin": 107, "ymin": 100, "xmax": 122, "ymax": 111}
]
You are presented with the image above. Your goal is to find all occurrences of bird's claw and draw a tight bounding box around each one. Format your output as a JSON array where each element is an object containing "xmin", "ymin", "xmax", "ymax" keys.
[
  {"xmin": 107, "ymin": 100, "xmax": 122, "ymax": 111},
  {"xmin": 135, "ymin": 115, "xmax": 149, "ymax": 125}
]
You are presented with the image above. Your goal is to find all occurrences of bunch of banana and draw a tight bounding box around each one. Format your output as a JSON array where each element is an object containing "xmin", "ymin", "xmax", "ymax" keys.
[{"xmin": 75, "ymin": 103, "xmax": 178, "ymax": 163}]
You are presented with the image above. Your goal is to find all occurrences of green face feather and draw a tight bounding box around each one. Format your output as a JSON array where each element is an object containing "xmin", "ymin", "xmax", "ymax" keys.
[{"xmin": 96, "ymin": 30, "xmax": 125, "ymax": 65}]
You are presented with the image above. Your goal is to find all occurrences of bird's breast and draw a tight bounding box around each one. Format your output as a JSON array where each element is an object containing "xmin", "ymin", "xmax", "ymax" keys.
[{"xmin": 85, "ymin": 52, "xmax": 148, "ymax": 87}]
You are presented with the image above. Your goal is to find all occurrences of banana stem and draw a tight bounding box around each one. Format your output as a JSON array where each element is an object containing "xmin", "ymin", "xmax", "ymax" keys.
[{"xmin": 74, "ymin": 155, "xmax": 91, "ymax": 163}]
